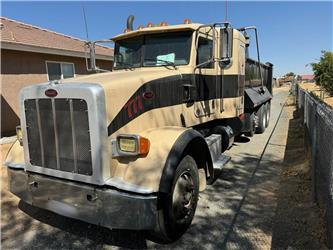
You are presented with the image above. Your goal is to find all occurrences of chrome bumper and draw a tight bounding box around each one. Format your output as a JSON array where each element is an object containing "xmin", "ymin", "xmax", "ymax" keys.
[{"xmin": 8, "ymin": 168, "xmax": 157, "ymax": 230}]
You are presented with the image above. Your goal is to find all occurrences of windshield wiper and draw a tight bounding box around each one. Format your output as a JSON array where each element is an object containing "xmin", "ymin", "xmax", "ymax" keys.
[{"xmin": 144, "ymin": 58, "xmax": 177, "ymax": 69}]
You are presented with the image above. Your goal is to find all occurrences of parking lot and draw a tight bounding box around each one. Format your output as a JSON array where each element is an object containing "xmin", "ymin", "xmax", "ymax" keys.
[{"xmin": 1, "ymin": 86, "xmax": 327, "ymax": 249}]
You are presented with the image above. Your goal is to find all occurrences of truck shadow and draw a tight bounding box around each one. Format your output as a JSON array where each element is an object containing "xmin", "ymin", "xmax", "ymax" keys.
[{"xmin": 270, "ymin": 108, "xmax": 328, "ymax": 249}]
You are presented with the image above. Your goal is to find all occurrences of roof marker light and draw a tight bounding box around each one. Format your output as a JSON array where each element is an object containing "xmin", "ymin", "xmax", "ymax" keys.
[
  {"xmin": 184, "ymin": 18, "xmax": 192, "ymax": 24},
  {"xmin": 147, "ymin": 22, "xmax": 154, "ymax": 28}
]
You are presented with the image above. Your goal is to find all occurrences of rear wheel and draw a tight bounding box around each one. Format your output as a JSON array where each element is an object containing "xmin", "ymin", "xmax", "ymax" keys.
[
  {"xmin": 151, "ymin": 155, "xmax": 199, "ymax": 243},
  {"xmin": 256, "ymin": 104, "xmax": 266, "ymax": 134},
  {"xmin": 265, "ymin": 101, "xmax": 271, "ymax": 128},
  {"xmin": 244, "ymin": 113, "xmax": 255, "ymax": 137}
]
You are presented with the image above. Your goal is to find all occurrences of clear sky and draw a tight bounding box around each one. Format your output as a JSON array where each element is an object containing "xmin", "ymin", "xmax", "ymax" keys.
[{"xmin": 2, "ymin": 1, "xmax": 332, "ymax": 77}]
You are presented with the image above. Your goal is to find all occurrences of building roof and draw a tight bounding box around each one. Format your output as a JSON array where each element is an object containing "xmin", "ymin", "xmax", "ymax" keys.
[
  {"xmin": 0, "ymin": 17, "xmax": 113, "ymax": 60},
  {"xmin": 301, "ymin": 74, "xmax": 314, "ymax": 80}
]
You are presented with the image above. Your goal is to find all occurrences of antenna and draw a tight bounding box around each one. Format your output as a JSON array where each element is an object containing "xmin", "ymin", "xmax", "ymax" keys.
[
  {"xmin": 225, "ymin": 0, "xmax": 228, "ymax": 21},
  {"xmin": 80, "ymin": 3, "xmax": 112, "ymax": 73},
  {"xmin": 82, "ymin": 3, "xmax": 89, "ymax": 41}
]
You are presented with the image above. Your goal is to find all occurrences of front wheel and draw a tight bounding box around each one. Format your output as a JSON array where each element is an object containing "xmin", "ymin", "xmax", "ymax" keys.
[{"xmin": 151, "ymin": 155, "xmax": 199, "ymax": 243}]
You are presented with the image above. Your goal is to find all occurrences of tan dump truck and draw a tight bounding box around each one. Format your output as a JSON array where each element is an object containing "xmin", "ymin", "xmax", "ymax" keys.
[{"xmin": 5, "ymin": 16, "xmax": 273, "ymax": 243}]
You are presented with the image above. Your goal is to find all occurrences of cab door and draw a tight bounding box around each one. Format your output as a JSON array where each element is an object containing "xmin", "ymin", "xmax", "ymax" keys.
[{"xmin": 193, "ymin": 31, "xmax": 218, "ymax": 118}]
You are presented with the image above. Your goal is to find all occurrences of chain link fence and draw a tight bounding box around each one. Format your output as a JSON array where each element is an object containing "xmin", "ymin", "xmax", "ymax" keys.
[{"xmin": 296, "ymin": 84, "xmax": 333, "ymax": 246}]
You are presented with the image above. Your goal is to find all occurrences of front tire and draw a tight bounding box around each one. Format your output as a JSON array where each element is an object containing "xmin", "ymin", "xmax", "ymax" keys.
[{"xmin": 151, "ymin": 155, "xmax": 199, "ymax": 243}]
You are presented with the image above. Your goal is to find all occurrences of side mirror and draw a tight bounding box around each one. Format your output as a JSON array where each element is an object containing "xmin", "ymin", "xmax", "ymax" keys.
[
  {"xmin": 85, "ymin": 42, "xmax": 97, "ymax": 71},
  {"xmin": 85, "ymin": 39, "xmax": 113, "ymax": 72},
  {"xmin": 220, "ymin": 27, "xmax": 233, "ymax": 68},
  {"xmin": 219, "ymin": 58, "xmax": 231, "ymax": 68}
]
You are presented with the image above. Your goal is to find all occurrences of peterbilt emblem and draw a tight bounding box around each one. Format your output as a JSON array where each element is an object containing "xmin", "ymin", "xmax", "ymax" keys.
[{"xmin": 45, "ymin": 89, "xmax": 58, "ymax": 97}]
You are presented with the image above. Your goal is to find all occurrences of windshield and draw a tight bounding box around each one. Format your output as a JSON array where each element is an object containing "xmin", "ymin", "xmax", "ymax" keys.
[{"xmin": 114, "ymin": 31, "xmax": 193, "ymax": 69}]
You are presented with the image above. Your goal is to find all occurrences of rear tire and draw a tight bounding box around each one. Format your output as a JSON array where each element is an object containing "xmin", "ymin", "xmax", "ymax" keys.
[
  {"xmin": 244, "ymin": 113, "xmax": 255, "ymax": 137},
  {"xmin": 256, "ymin": 104, "xmax": 266, "ymax": 134},
  {"xmin": 151, "ymin": 155, "xmax": 199, "ymax": 243},
  {"xmin": 265, "ymin": 102, "xmax": 271, "ymax": 128}
]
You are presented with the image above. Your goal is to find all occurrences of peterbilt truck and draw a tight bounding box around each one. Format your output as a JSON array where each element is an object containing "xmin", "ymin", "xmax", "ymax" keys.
[{"xmin": 5, "ymin": 16, "xmax": 273, "ymax": 243}]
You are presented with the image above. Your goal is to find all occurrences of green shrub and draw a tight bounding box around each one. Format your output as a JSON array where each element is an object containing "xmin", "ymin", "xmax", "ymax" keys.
[{"xmin": 311, "ymin": 51, "xmax": 333, "ymax": 96}]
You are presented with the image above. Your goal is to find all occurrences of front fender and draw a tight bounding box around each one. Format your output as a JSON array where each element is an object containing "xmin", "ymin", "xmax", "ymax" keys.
[{"xmin": 111, "ymin": 127, "xmax": 192, "ymax": 193}]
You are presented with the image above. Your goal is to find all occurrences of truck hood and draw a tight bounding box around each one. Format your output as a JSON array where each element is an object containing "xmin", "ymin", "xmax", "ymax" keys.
[{"xmin": 65, "ymin": 68, "xmax": 188, "ymax": 126}]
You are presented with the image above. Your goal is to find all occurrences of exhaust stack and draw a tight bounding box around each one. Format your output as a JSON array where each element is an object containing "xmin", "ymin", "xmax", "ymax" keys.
[{"xmin": 127, "ymin": 15, "xmax": 135, "ymax": 31}]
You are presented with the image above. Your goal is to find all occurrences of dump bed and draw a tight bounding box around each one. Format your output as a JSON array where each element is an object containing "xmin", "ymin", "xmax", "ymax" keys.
[{"xmin": 244, "ymin": 58, "xmax": 273, "ymax": 109}]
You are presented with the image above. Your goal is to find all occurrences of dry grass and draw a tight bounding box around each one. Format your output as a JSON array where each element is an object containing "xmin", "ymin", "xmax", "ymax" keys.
[{"xmin": 299, "ymin": 82, "xmax": 333, "ymax": 107}]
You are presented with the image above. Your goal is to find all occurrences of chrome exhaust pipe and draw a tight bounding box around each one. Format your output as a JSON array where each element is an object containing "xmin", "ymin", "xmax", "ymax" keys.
[{"xmin": 127, "ymin": 15, "xmax": 135, "ymax": 31}]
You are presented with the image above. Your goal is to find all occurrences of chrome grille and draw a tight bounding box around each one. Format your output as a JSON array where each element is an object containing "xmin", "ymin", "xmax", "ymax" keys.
[{"xmin": 24, "ymin": 98, "xmax": 93, "ymax": 176}]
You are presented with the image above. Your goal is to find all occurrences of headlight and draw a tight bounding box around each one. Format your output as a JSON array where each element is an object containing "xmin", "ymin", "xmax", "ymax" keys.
[
  {"xmin": 119, "ymin": 137, "xmax": 137, "ymax": 152},
  {"xmin": 112, "ymin": 134, "xmax": 150, "ymax": 157}
]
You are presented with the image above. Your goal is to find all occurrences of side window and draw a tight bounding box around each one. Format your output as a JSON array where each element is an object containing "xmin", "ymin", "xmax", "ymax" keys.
[
  {"xmin": 46, "ymin": 62, "xmax": 75, "ymax": 80},
  {"xmin": 46, "ymin": 62, "xmax": 61, "ymax": 80},
  {"xmin": 61, "ymin": 63, "xmax": 75, "ymax": 79},
  {"xmin": 197, "ymin": 37, "xmax": 213, "ymax": 68}
]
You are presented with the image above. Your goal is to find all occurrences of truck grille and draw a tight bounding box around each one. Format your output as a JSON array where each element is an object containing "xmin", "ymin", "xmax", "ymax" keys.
[{"xmin": 24, "ymin": 98, "xmax": 93, "ymax": 176}]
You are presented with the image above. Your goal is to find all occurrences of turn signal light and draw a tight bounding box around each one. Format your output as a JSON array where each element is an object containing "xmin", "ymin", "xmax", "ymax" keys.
[{"xmin": 139, "ymin": 137, "xmax": 150, "ymax": 155}]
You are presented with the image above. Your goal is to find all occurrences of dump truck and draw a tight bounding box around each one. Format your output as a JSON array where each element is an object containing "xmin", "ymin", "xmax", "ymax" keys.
[{"xmin": 5, "ymin": 16, "xmax": 273, "ymax": 243}]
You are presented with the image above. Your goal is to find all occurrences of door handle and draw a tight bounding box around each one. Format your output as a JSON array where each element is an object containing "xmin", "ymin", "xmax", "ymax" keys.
[{"xmin": 182, "ymin": 84, "xmax": 196, "ymax": 102}]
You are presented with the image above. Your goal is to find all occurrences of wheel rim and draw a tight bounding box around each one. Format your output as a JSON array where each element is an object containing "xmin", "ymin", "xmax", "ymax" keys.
[
  {"xmin": 263, "ymin": 111, "xmax": 266, "ymax": 128},
  {"xmin": 172, "ymin": 171, "xmax": 195, "ymax": 221}
]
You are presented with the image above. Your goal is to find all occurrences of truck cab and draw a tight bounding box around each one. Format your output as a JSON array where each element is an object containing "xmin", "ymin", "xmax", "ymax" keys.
[{"xmin": 5, "ymin": 18, "xmax": 273, "ymax": 243}]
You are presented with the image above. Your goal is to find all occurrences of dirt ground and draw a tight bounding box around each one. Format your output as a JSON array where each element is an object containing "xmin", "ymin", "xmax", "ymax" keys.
[
  {"xmin": 0, "ymin": 88, "xmax": 329, "ymax": 249},
  {"xmin": 271, "ymin": 97, "xmax": 328, "ymax": 249}
]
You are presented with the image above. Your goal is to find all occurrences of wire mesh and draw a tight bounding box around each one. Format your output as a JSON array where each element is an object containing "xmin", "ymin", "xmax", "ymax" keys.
[{"xmin": 297, "ymin": 86, "xmax": 333, "ymax": 246}]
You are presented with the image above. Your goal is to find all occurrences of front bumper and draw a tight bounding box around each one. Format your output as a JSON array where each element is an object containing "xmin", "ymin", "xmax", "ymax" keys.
[{"xmin": 8, "ymin": 168, "xmax": 157, "ymax": 230}]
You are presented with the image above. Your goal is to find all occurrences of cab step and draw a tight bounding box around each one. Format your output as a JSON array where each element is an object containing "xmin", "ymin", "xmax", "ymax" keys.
[
  {"xmin": 213, "ymin": 154, "xmax": 231, "ymax": 170},
  {"xmin": 205, "ymin": 134, "xmax": 232, "ymax": 170}
]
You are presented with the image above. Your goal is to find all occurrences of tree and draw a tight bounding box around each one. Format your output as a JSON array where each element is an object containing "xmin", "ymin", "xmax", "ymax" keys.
[
  {"xmin": 285, "ymin": 72, "xmax": 295, "ymax": 77},
  {"xmin": 311, "ymin": 51, "xmax": 333, "ymax": 96}
]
